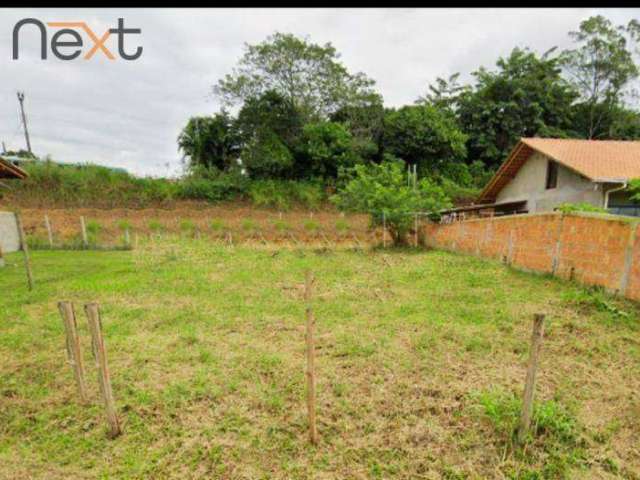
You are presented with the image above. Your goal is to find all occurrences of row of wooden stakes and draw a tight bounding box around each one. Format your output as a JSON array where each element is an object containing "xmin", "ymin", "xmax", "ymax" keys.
[
  {"xmin": 58, "ymin": 301, "xmax": 121, "ymax": 439},
  {"xmin": 57, "ymin": 274, "xmax": 544, "ymax": 447}
]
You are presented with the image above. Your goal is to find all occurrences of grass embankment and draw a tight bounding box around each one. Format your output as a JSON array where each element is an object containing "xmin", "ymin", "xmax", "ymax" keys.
[
  {"xmin": 1, "ymin": 161, "xmax": 480, "ymax": 210},
  {"xmin": 1, "ymin": 241, "xmax": 638, "ymax": 478}
]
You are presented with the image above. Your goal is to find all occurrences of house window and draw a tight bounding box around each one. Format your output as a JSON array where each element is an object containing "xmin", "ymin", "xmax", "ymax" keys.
[{"xmin": 545, "ymin": 160, "xmax": 558, "ymax": 189}]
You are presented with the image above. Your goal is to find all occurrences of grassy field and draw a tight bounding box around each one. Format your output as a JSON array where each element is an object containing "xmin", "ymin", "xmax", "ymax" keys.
[{"xmin": 1, "ymin": 239, "xmax": 639, "ymax": 479}]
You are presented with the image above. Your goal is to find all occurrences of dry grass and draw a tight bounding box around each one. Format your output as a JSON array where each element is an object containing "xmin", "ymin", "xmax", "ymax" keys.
[{"xmin": 0, "ymin": 238, "xmax": 639, "ymax": 479}]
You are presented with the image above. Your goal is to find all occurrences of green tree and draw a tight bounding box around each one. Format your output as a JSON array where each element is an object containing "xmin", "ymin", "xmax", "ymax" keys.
[
  {"xmin": 454, "ymin": 48, "xmax": 577, "ymax": 169},
  {"xmin": 560, "ymin": 15, "xmax": 639, "ymax": 139},
  {"xmin": 235, "ymin": 90, "xmax": 302, "ymax": 179},
  {"xmin": 382, "ymin": 104, "xmax": 467, "ymax": 175},
  {"xmin": 177, "ymin": 112, "xmax": 240, "ymax": 171},
  {"xmin": 298, "ymin": 121, "xmax": 361, "ymax": 178},
  {"xmin": 213, "ymin": 32, "xmax": 380, "ymax": 121},
  {"xmin": 332, "ymin": 159, "xmax": 451, "ymax": 245}
]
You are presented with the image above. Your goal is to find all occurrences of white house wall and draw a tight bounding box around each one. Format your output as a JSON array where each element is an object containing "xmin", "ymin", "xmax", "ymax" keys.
[{"xmin": 495, "ymin": 152, "xmax": 603, "ymax": 213}]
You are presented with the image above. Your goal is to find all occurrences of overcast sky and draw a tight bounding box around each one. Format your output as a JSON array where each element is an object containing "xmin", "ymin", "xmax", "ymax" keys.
[{"xmin": 1, "ymin": 8, "xmax": 639, "ymax": 177}]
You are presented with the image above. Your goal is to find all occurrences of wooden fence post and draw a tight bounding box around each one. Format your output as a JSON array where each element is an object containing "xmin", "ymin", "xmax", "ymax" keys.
[
  {"xmin": 304, "ymin": 270, "xmax": 318, "ymax": 445},
  {"xmin": 0, "ymin": 243, "xmax": 4, "ymax": 268},
  {"xmin": 414, "ymin": 214, "xmax": 419, "ymax": 247},
  {"xmin": 124, "ymin": 228, "xmax": 130, "ymax": 247},
  {"xmin": 44, "ymin": 214, "xmax": 53, "ymax": 247},
  {"xmin": 517, "ymin": 313, "xmax": 545, "ymax": 445},
  {"xmin": 57, "ymin": 301, "xmax": 88, "ymax": 403},
  {"xmin": 15, "ymin": 213, "xmax": 33, "ymax": 291},
  {"xmin": 382, "ymin": 212, "xmax": 387, "ymax": 248},
  {"xmin": 84, "ymin": 303, "xmax": 121, "ymax": 438},
  {"xmin": 80, "ymin": 216, "xmax": 88, "ymax": 248}
]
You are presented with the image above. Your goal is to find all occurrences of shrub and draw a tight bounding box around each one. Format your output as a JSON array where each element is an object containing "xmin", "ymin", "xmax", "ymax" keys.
[
  {"xmin": 248, "ymin": 180, "xmax": 325, "ymax": 210},
  {"xmin": 332, "ymin": 159, "xmax": 451, "ymax": 245},
  {"xmin": 556, "ymin": 202, "xmax": 608, "ymax": 214},
  {"xmin": 177, "ymin": 167, "xmax": 248, "ymax": 202}
]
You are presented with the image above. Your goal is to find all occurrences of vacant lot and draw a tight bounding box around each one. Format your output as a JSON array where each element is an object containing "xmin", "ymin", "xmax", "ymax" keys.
[{"xmin": 1, "ymin": 240, "xmax": 639, "ymax": 479}]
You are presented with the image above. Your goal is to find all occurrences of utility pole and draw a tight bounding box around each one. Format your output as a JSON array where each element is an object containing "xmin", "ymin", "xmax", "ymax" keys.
[
  {"xmin": 1, "ymin": 141, "xmax": 6, "ymax": 154},
  {"xmin": 16, "ymin": 92, "xmax": 32, "ymax": 154}
]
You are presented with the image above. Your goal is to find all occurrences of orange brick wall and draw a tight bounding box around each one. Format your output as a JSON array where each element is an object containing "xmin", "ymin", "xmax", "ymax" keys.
[{"xmin": 423, "ymin": 212, "xmax": 640, "ymax": 301}]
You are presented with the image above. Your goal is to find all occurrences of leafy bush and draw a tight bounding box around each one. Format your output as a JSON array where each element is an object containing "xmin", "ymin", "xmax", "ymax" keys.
[
  {"xmin": 332, "ymin": 159, "xmax": 451, "ymax": 245},
  {"xmin": 241, "ymin": 219, "xmax": 257, "ymax": 233},
  {"xmin": 556, "ymin": 202, "xmax": 608, "ymax": 214},
  {"xmin": 248, "ymin": 180, "xmax": 325, "ymax": 210},
  {"xmin": 177, "ymin": 167, "xmax": 248, "ymax": 202}
]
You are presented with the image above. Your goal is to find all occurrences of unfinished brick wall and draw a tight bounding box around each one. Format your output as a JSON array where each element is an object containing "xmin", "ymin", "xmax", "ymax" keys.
[{"xmin": 423, "ymin": 212, "xmax": 640, "ymax": 301}]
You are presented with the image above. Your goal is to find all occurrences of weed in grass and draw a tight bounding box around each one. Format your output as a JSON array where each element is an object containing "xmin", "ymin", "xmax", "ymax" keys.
[
  {"xmin": 273, "ymin": 219, "xmax": 291, "ymax": 233},
  {"xmin": 148, "ymin": 219, "xmax": 163, "ymax": 233},
  {"xmin": 335, "ymin": 218, "xmax": 350, "ymax": 235},
  {"xmin": 117, "ymin": 219, "xmax": 132, "ymax": 231},
  {"xmin": 473, "ymin": 389, "xmax": 585, "ymax": 478},
  {"xmin": 303, "ymin": 219, "xmax": 320, "ymax": 234},
  {"xmin": 209, "ymin": 219, "xmax": 226, "ymax": 233},
  {"xmin": 180, "ymin": 219, "xmax": 196, "ymax": 237},
  {"xmin": 561, "ymin": 286, "xmax": 632, "ymax": 320},
  {"xmin": 241, "ymin": 218, "xmax": 257, "ymax": 233}
]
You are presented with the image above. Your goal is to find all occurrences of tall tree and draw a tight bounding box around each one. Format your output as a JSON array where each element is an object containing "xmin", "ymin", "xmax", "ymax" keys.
[
  {"xmin": 382, "ymin": 104, "xmax": 467, "ymax": 175},
  {"xmin": 177, "ymin": 112, "xmax": 240, "ymax": 172},
  {"xmin": 454, "ymin": 48, "xmax": 577, "ymax": 169},
  {"xmin": 213, "ymin": 32, "xmax": 381, "ymax": 121},
  {"xmin": 560, "ymin": 15, "xmax": 639, "ymax": 139}
]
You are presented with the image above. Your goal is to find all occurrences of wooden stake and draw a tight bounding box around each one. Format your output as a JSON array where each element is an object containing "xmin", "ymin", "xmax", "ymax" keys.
[
  {"xmin": 44, "ymin": 214, "xmax": 53, "ymax": 247},
  {"xmin": 414, "ymin": 214, "xmax": 419, "ymax": 247},
  {"xmin": 0, "ymin": 243, "xmax": 5, "ymax": 268},
  {"xmin": 80, "ymin": 216, "xmax": 88, "ymax": 248},
  {"xmin": 84, "ymin": 303, "xmax": 121, "ymax": 438},
  {"xmin": 382, "ymin": 212, "xmax": 387, "ymax": 248},
  {"xmin": 304, "ymin": 270, "xmax": 318, "ymax": 445},
  {"xmin": 124, "ymin": 229, "xmax": 130, "ymax": 247},
  {"xmin": 517, "ymin": 313, "xmax": 545, "ymax": 445},
  {"xmin": 15, "ymin": 213, "xmax": 33, "ymax": 291},
  {"xmin": 57, "ymin": 301, "xmax": 88, "ymax": 403}
]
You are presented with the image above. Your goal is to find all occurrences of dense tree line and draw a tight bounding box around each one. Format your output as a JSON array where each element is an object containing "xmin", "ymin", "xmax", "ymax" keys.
[{"xmin": 178, "ymin": 16, "xmax": 640, "ymax": 198}]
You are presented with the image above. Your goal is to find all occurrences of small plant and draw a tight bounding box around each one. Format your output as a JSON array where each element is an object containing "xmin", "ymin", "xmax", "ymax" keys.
[
  {"xmin": 117, "ymin": 219, "xmax": 132, "ymax": 231},
  {"xmin": 210, "ymin": 219, "xmax": 226, "ymax": 232},
  {"xmin": 148, "ymin": 219, "xmax": 163, "ymax": 233},
  {"xmin": 180, "ymin": 219, "xmax": 196, "ymax": 234},
  {"xmin": 335, "ymin": 218, "xmax": 350, "ymax": 235},
  {"xmin": 557, "ymin": 202, "xmax": 608, "ymax": 214},
  {"xmin": 303, "ymin": 219, "xmax": 320, "ymax": 233},
  {"xmin": 273, "ymin": 219, "xmax": 291, "ymax": 233},
  {"xmin": 85, "ymin": 220, "xmax": 101, "ymax": 236},
  {"xmin": 241, "ymin": 218, "xmax": 257, "ymax": 233},
  {"xmin": 472, "ymin": 389, "xmax": 585, "ymax": 476}
]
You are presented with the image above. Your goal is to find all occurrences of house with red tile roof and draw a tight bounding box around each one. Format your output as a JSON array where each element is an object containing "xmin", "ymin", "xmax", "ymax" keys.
[{"xmin": 469, "ymin": 138, "xmax": 640, "ymax": 217}]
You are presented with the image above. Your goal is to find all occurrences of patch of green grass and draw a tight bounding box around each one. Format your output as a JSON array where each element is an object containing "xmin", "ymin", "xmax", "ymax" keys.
[
  {"xmin": 117, "ymin": 219, "xmax": 132, "ymax": 231},
  {"xmin": 148, "ymin": 219, "xmax": 163, "ymax": 233},
  {"xmin": 209, "ymin": 219, "xmax": 226, "ymax": 232},
  {"xmin": 0, "ymin": 242, "xmax": 637, "ymax": 478},
  {"xmin": 303, "ymin": 219, "xmax": 320, "ymax": 233}
]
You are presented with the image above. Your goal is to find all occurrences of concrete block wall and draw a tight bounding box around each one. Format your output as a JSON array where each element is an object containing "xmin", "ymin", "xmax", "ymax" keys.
[
  {"xmin": 0, "ymin": 211, "xmax": 20, "ymax": 254},
  {"xmin": 423, "ymin": 212, "xmax": 640, "ymax": 301}
]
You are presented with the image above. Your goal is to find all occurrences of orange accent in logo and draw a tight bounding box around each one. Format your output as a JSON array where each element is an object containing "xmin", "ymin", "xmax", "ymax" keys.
[{"xmin": 46, "ymin": 22, "xmax": 114, "ymax": 60}]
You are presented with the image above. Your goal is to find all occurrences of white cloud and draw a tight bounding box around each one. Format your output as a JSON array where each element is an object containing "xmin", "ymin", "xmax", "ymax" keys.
[{"xmin": 0, "ymin": 8, "xmax": 638, "ymax": 176}]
